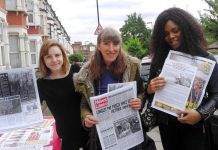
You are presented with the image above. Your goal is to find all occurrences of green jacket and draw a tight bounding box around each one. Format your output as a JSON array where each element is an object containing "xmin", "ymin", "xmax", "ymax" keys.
[{"xmin": 74, "ymin": 55, "xmax": 144, "ymax": 124}]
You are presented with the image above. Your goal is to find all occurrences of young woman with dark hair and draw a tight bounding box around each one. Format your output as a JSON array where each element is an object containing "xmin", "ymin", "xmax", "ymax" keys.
[{"xmin": 146, "ymin": 7, "xmax": 218, "ymax": 150}]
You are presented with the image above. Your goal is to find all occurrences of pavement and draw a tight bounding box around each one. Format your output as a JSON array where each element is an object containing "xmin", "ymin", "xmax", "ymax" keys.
[{"xmin": 147, "ymin": 127, "xmax": 163, "ymax": 150}]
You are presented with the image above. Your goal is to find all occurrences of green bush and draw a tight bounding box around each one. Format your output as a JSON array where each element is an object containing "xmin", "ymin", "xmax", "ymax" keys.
[
  {"xmin": 68, "ymin": 53, "xmax": 85, "ymax": 64},
  {"xmin": 124, "ymin": 37, "xmax": 147, "ymax": 58}
]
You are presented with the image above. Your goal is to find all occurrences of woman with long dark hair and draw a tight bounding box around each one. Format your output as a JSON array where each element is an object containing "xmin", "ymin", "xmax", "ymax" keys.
[{"xmin": 146, "ymin": 7, "xmax": 218, "ymax": 150}]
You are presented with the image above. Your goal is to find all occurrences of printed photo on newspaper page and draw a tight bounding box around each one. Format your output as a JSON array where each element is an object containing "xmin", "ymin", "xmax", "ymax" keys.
[
  {"xmin": 0, "ymin": 67, "xmax": 43, "ymax": 133},
  {"xmin": 90, "ymin": 84, "xmax": 144, "ymax": 150},
  {"xmin": 151, "ymin": 57, "xmax": 197, "ymax": 117},
  {"xmin": 167, "ymin": 50, "xmax": 216, "ymax": 109}
]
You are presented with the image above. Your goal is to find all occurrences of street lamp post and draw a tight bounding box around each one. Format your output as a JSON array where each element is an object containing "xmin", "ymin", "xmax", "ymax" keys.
[
  {"xmin": 96, "ymin": 0, "xmax": 100, "ymax": 25},
  {"xmin": 94, "ymin": 0, "xmax": 103, "ymax": 35}
]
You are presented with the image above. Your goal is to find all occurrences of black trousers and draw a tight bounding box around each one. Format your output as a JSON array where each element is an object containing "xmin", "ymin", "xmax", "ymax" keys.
[
  {"xmin": 61, "ymin": 137, "xmax": 87, "ymax": 150},
  {"xmin": 159, "ymin": 117, "xmax": 211, "ymax": 150}
]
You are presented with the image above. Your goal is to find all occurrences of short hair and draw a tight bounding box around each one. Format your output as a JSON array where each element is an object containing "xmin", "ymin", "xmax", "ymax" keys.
[{"xmin": 38, "ymin": 39, "xmax": 69, "ymax": 78}]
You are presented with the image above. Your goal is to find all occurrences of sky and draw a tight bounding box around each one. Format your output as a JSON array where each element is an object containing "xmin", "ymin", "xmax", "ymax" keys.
[{"xmin": 47, "ymin": 0, "xmax": 209, "ymax": 44}]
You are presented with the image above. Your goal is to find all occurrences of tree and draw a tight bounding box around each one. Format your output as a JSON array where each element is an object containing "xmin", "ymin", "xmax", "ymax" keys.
[
  {"xmin": 68, "ymin": 53, "xmax": 85, "ymax": 64},
  {"xmin": 124, "ymin": 37, "xmax": 147, "ymax": 58},
  {"xmin": 120, "ymin": 12, "xmax": 151, "ymax": 51},
  {"xmin": 200, "ymin": 0, "xmax": 218, "ymax": 43}
]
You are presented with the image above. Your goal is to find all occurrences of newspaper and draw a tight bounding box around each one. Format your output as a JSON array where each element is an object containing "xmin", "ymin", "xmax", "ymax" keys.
[
  {"xmin": 152, "ymin": 55, "xmax": 197, "ymax": 117},
  {"xmin": 0, "ymin": 123, "xmax": 53, "ymax": 147},
  {"xmin": 107, "ymin": 81, "xmax": 137, "ymax": 97},
  {"xmin": 90, "ymin": 84, "xmax": 144, "ymax": 150},
  {"xmin": 0, "ymin": 145, "xmax": 43, "ymax": 150},
  {"xmin": 0, "ymin": 67, "xmax": 43, "ymax": 132},
  {"xmin": 43, "ymin": 146, "xmax": 52, "ymax": 150},
  {"xmin": 167, "ymin": 50, "xmax": 216, "ymax": 109},
  {"xmin": 151, "ymin": 50, "xmax": 216, "ymax": 116}
]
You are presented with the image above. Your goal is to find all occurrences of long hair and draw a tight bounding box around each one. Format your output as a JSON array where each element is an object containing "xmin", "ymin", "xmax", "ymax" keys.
[
  {"xmin": 38, "ymin": 39, "xmax": 69, "ymax": 78},
  {"xmin": 150, "ymin": 7, "xmax": 207, "ymax": 79},
  {"xmin": 89, "ymin": 27, "xmax": 127, "ymax": 80}
]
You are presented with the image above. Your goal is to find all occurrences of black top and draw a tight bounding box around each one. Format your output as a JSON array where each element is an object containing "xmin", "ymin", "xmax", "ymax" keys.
[{"xmin": 37, "ymin": 64, "xmax": 87, "ymax": 146}]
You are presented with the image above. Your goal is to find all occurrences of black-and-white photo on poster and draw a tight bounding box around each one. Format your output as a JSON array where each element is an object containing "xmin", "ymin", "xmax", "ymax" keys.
[
  {"xmin": 0, "ymin": 68, "xmax": 43, "ymax": 132},
  {"xmin": 114, "ymin": 115, "xmax": 141, "ymax": 139}
]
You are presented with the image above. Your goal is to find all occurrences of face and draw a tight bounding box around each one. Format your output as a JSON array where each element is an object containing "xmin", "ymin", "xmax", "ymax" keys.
[
  {"xmin": 43, "ymin": 46, "xmax": 64, "ymax": 73},
  {"xmin": 98, "ymin": 40, "xmax": 121, "ymax": 66},
  {"xmin": 164, "ymin": 20, "xmax": 181, "ymax": 49}
]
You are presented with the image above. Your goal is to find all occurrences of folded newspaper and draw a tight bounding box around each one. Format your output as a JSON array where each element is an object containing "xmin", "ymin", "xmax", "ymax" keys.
[
  {"xmin": 152, "ymin": 50, "xmax": 216, "ymax": 117},
  {"xmin": 90, "ymin": 82, "xmax": 144, "ymax": 150}
]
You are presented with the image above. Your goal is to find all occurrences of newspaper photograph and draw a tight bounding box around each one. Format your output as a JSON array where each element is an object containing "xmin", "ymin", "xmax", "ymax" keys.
[
  {"xmin": 90, "ymin": 84, "xmax": 144, "ymax": 150},
  {"xmin": 0, "ymin": 67, "xmax": 43, "ymax": 132},
  {"xmin": 167, "ymin": 50, "xmax": 216, "ymax": 109},
  {"xmin": 152, "ymin": 57, "xmax": 197, "ymax": 117}
]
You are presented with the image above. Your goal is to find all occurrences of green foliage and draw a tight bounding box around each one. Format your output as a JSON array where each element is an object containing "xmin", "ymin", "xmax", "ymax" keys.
[
  {"xmin": 209, "ymin": 49, "xmax": 218, "ymax": 54},
  {"xmin": 124, "ymin": 37, "xmax": 147, "ymax": 58},
  {"xmin": 200, "ymin": 0, "xmax": 218, "ymax": 42},
  {"xmin": 207, "ymin": 37, "xmax": 217, "ymax": 44},
  {"xmin": 120, "ymin": 12, "xmax": 151, "ymax": 51},
  {"xmin": 68, "ymin": 53, "xmax": 85, "ymax": 64}
]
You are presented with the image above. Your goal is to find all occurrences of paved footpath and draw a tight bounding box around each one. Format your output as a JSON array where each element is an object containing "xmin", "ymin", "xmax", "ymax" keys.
[{"xmin": 147, "ymin": 127, "xmax": 163, "ymax": 150}]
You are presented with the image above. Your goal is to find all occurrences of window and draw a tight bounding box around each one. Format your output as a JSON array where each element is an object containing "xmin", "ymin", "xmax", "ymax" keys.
[
  {"xmin": 26, "ymin": 0, "xmax": 34, "ymax": 24},
  {"xmin": 6, "ymin": 0, "xmax": 16, "ymax": 10},
  {"xmin": 29, "ymin": 40, "xmax": 37, "ymax": 65},
  {"xmin": 47, "ymin": 24, "xmax": 51, "ymax": 38},
  {"xmin": 26, "ymin": 0, "xmax": 34, "ymax": 12},
  {"xmin": 74, "ymin": 47, "xmax": 79, "ymax": 51},
  {"xmin": 9, "ymin": 34, "xmax": 21, "ymax": 68},
  {"xmin": 0, "ymin": 46, "xmax": 5, "ymax": 66},
  {"xmin": 90, "ymin": 46, "xmax": 96, "ymax": 51},
  {"xmin": 40, "ymin": 15, "xmax": 43, "ymax": 26},
  {"xmin": 0, "ymin": 22, "xmax": 3, "ymax": 42},
  {"xmin": 28, "ymin": 13, "xmax": 34, "ymax": 23}
]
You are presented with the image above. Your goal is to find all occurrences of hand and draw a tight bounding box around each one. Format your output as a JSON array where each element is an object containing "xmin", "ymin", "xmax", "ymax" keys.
[
  {"xmin": 177, "ymin": 109, "xmax": 201, "ymax": 125},
  {"xmin": 147, "ymin": 77, "xmax": 166, "ymax": 94},
  {"xmin": 128, "ymin": 98, "xmax": 142, "ymax": 111},
  {"xmin": 84, "ymin": 115, "xmax": 98, "ymax": 128}
]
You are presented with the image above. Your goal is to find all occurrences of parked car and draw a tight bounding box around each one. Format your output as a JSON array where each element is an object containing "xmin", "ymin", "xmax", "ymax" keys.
[{"xmin": 140, "ymin": 57, "xmax": 151, "ymax": 86}]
